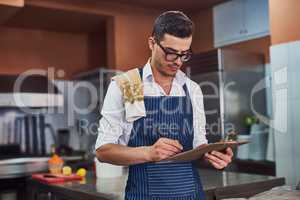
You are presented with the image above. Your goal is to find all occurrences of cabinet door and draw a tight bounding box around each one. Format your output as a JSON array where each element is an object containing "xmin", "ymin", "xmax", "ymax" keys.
[
  {"xmin": 244, "ymin": 0, "xmax": 269, "ymax": 39},
  {"xmin": 213, "ymin": 0, "xmax": 244, "ymax": 47}
]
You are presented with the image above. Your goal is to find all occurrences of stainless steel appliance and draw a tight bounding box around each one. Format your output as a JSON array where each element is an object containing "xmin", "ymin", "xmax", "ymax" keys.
[
  {"xmin": 15, "ymin": 114, "xmax": 56, "ymax": 156},
  {"xmin": 73, "ymin": 68, "xmax": 119, "ymax": 155},
  {"xmin": 185, "ymin": 49, "xmax": 267, "ymax": 143},
  {"xmin": 0, "ymin": 73, "xmax": 64, "ymax": 200},
  {"xmin": 0, "ymin": 73, "xmax": 62, "ymax": 159},
  {"xmin": 0, "ymin": 74, "xmax": 63, "ymax": 107}
]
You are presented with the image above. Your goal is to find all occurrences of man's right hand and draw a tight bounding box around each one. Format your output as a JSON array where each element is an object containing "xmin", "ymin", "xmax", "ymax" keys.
[{"xmin": 146, "ymin": 138, "xmax": 183, "ymax": 162}]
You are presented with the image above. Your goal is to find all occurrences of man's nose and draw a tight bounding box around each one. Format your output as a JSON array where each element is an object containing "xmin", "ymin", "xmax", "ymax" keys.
[{"xmin": 174, "ymin": 56, "xmax": 182, "ymax": 66}]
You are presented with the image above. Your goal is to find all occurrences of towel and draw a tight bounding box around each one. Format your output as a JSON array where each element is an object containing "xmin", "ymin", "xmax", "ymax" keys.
[{"xmin": 113, "ymin": 68, "xmax": 146, "ymax": 122}]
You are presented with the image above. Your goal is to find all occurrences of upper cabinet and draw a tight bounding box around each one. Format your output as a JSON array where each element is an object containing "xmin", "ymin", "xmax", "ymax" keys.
[{"xmin": 213, "ymin": 0, "xmax": 269, "ymax": 47}]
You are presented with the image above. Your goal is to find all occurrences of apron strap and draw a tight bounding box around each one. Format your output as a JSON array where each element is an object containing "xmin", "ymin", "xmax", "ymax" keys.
[
  {"xmin": 138, "ymin": 67, "xmax": 143, "ymax": 78},
  {"xmin": 182, "ymin": 83, "xmax": 193, "ymax": 114}
]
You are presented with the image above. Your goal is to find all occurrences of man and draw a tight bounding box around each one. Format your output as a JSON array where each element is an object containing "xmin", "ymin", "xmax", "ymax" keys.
[{"xmin": 95, "ymin": 11, "xmax": 233, "ymax": 200}]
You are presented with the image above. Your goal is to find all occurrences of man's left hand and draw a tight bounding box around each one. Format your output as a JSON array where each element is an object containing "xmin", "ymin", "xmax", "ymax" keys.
[{"xmin": 204, "ymin": 147, "xmax": 233, "ymax": 169}]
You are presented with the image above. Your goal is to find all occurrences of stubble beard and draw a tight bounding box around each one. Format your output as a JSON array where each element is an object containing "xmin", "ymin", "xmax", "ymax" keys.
[{"xmin": 155, "ymin": 61, "xmax": 177, "ymax": 78}]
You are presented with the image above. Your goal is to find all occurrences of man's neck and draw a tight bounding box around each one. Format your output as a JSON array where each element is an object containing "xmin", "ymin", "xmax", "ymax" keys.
[{"xmin": 150, "ymin": 63, "xmax": 174, "ymax": 95}]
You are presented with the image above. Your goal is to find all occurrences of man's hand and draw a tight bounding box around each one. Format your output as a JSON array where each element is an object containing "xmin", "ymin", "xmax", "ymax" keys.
[
  {"xmin": 146, "ymin": 138, "xmax": 183, "ymax": 162},
  {"xmin": 204, "ymin": 147, "xmax": 233, "ymax": 169}
]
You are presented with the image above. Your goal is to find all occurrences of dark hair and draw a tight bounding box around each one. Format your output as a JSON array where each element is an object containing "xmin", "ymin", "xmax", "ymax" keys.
[{"xmin": 152, "ymin": 11, "xmax": 194, "ymax": 42}]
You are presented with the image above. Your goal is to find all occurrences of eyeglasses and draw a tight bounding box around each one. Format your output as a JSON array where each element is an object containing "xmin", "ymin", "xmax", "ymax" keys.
[{"xmin": 156, "ymin": 42, "xmax": 192, "ymax": 63}]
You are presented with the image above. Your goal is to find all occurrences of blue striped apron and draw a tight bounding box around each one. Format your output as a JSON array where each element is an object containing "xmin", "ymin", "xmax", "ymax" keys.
[{"xmin": 124, "ymin": 69, "xmax": 205, "ymax": 200}]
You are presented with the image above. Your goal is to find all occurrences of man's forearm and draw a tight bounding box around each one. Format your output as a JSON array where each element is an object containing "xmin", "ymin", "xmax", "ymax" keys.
[{"xmin": 96, "ymin": 144, "xmax": 151, "ymax": 166}]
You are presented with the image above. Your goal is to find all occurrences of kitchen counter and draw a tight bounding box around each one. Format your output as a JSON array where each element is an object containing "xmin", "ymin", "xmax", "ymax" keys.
[
  {"xmin": 0, "ymin": 156, "xmax": 85, "ymax": 179},
  {"xmin": 27, "ymin": 168, "xmax": 285, "ymax": 200}
]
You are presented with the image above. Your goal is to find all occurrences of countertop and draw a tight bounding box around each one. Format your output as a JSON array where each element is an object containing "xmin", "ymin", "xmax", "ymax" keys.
[
  {"xmin": 28, "ymin": 168, "xmax": 285, "ymax": 200},
  {"xmin": 0, "ymin": 156, "xmax": 85, "ymax": 179}
]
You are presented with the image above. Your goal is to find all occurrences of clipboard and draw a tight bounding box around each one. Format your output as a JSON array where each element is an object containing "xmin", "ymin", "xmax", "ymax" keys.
[{"xmin": 160, "ymin": 140, "xmax": 250, "ymax": 163}]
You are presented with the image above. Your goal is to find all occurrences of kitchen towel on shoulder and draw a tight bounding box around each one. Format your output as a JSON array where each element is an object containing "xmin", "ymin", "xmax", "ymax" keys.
[{"xmin": 112, "ymin": 68, "xmax": 146, "ymax": 122}]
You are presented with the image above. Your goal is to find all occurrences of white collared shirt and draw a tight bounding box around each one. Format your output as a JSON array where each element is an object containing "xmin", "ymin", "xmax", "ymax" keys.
[{"xmin": 95, "ymin": 62, "xmax": 207, "ymax": 150}]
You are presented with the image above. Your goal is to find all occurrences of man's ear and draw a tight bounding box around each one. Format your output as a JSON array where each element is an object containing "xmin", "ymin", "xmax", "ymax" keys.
[{"xmin": 148, "ymin": 37, "xmax": 155, "ymax": 51}]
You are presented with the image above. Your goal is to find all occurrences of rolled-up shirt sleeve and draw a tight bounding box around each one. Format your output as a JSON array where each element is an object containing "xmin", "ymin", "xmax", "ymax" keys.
[
  {"xmin": 189, "ymin": 82, "xmax": 208, "ymax": 148},
  {"xmin": 95, "ymin": 81, "xmax": 127, "ymax": 150}
]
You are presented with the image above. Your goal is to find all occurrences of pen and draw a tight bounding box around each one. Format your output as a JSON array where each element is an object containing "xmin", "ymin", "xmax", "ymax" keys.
[{"xmin": 156, "ymin": 127, "xmax": 164, "ymax": 138}]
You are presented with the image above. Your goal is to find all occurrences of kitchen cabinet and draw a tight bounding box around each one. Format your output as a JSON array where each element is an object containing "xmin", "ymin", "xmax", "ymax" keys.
[{"xmin": 213, "ymin": 0, "xmax": 269, "ymax": 47}]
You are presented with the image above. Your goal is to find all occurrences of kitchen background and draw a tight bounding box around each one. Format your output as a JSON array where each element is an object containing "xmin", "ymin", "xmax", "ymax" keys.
[{"xmin": 0, "ymin": 0, "xmax": 299, "ymax": 198}]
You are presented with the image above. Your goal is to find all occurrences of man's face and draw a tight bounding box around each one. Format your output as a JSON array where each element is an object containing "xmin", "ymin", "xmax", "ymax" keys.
[{"xmin": 149, "ymin": 33, "xmax": 192, "ymax": 77}]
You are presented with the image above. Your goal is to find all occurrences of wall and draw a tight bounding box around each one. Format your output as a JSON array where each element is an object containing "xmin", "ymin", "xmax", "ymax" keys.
[
  {"xmin": 0, "ymin": 0, "xmax": 23, "ymax": 6},
  {"xmin": 0, "ymin": 26, "xmax": 106, "ymax": 79},
  {"xmin": 43, "ymin": 0, "xmax": 219, "ymax": 70},
  {"xmin": 1, "ymin": 0, "xmax": 273, "ymax": 76},
  {"xmin": 113, "ymin": 13, "xmax": 155, "ymax": 70},
  {"xmin": 0, "ymin": 0, "xmax": 226, "ymax": 74},
  {"xmin": 269, "ymin": 0, "xmax": 300, "ymax": 45},
  {"xmin": 191, "ymin": 9, "xmax": 215, "ymax": 53},
  {"xmin": 25, "ymin": 0, "xmax": 162, "ymax": 71},
  {"xmin": 224, "ymin": 36, "xmax": 271, "ymax": 63},
  {"xmin": 0, "ymin": 0, "xmax": 161, "ymax": 76}
]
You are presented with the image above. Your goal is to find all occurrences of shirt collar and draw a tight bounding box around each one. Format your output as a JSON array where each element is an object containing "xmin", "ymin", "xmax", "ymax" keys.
[{"xmin": 142, "ymin": 59, "xmax": 187, "ymax": 86}]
